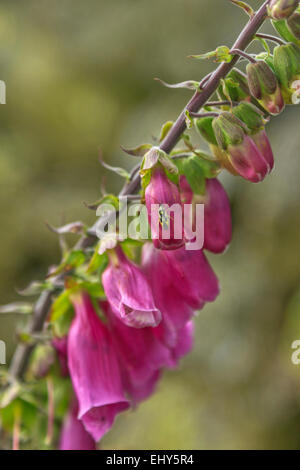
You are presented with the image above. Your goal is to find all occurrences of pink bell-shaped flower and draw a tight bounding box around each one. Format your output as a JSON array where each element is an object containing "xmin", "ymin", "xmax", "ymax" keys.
[
  {"xmin": 180, "ymin": 176, "xmax": 232, "ymax": 254},
  {"xmin": 68, "ymin": 292, "xmax": 129, "ymax": 442},
  {"xmin": 59, "ymin": 398, "xmax": 97, "ymax": 450},
  {"xmin": 145, "ymin": 166, "xmax": 185, "ymax": 250},
  {"xmin": 102, "ymin": 301, "xmax": 168, "ymax": 404},
  {"xmin": 102, "ymin": 246, "xmax": 161, "ymax": 328}
]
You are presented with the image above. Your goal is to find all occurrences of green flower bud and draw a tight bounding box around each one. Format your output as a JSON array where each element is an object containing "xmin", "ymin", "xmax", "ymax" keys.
[
  {"xmin": 272, "ymin": 18, "xmax": 300, "ymax": 44},
  {"xmin": 232, "ymin": 102, "xmax": 266, "ymax": 134},
  {"xmin": 195, "ymin": 116, "xmax": 218, "ymax": 146},
  {"xmin": 274, "ymin": 42, "xmax": 300, "ymax": 103},
  {"xmin": 246, "ymin": 60, "xmax": 285, "ymax": 114},
  {"xmin": 212, "ymin": 112, "xmax": 245, "ymax": 150},
  {"xmin": 217, "ymin": 68, "xmax": 251, "ymax": 102},
  {"xmin": 287, "ymin": 10, "xmax": 300, "ymax": 40},
  {"xmin": 212, "ymin": 112, "xmax": 273, "ymax": 183},
  {"xmin": 269, "ymin": 0, "xmax": 299, "ymax": 19}
]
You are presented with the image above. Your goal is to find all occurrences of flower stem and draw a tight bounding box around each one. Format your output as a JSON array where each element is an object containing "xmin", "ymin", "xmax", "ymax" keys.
[
  {"xmin": 230, "ymin": 48, "xmax": 257, "ymax": 63},
  {"xmin": 255, "ymin": 32, "xmax": 285, "ymax": 45}
]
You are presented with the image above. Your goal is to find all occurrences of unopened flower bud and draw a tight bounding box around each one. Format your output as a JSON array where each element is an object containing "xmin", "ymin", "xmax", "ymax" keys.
[
  {"xmin": 251, "ymin": 130, "xmax": 274, "ymax": 172},
  {"xmin": 287, "ymin": 9, "xmax": 300, "ymax": 40},
  {"xmin": 269, "ymin": 0, "xmax": 299, "ymax": 19},
  {"xmin": 212, "ymin": 112, "xmax": 245, "ymax": 150},
  {"xmin": 217, "ymin": 68, "xmax": 251, "ymax": 102},
  {"xmin": 232, "ymin": 103, "xmax": 274, "ymax": 171},
  {"xmin": 195, "ymin": 116, "xmax": 238, "ymax": 174},
  {"xmin": 274, "ymin": 42, "xmax": 300, "ymax": 103},
  {"xmin": 145, "ymin": 166, "xmax": 185, "ymax": 250},
  {"xmin": 180, "ymin": 176, "xmax": 232, "ymax": 254},
  {"xmin": 232, "ymin": 102, "xmax": 266, "ymax": 134},
  {"xmin": 246, "ymin": 60, "xmax": 285, "ymax": 114},
  {"xmin": 195, "ymin": 116, "xmax": 218, "ymax": 146},
  {"xmin": 212, "ymin": 112, "xmax": 272, "ymax": 183}
]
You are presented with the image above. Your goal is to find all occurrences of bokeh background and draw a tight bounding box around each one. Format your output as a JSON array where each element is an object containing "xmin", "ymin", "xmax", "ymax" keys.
[{"xmin": 0, "ymin": 0, "xmax": 300, "ymax": 449}]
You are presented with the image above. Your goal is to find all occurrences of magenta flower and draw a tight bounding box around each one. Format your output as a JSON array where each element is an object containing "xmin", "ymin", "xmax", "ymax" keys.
[
  {"xmin": 203, "ymin": 179, "xmax": 232, "ymax": 253},
  {"xmin": 151, "ymin": 245, "xmax": 219, "ymax": 309},
  {"xmin": 102, "ymin": 246, "xmax": 161, "ymax": 328},
  {"xmin": 179, "ymin": 175, "xmax": 194, "ymax": 205},
  {"xmin": 212, "ymin": 112, "xmax": 273, "ymax": 183},
  {"xmin": 68, "ymin": 292, "xmax": 129, "ymax": 442},
  {"xmin": 101, "ymin": 301, "xmax": 168, "ymax": 404},
  {"xmin": 145, "ymin": 166, "xmax": 185, "ymax": 250},
  {"xmin": 171, "ymin": 321, "xmax": 194, "ymax": 365},
  {"xmin": 228, "ymin": 134, "xmax": 270, "ymax": 183},
  {"xmin": 59, "ymin": 398, "xmax": 96, "ymax": 451},
  {"xmin": 142, "ymin": 243, "xmax": 218, "ymax": 352},
  {"xmin": 179, "ymin": 176, "xmax": 232, "ymax": 254},
  {"xmin": 251, "ymin": 129, "xmax": 274, "ymax": 172},
  {"xmin": 142, "ymin": 243, "xmax": 195, "ymax": 326}
]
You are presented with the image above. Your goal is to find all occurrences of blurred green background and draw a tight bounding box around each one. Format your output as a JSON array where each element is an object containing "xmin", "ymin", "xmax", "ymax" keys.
[{"xmin": 1, "ymin": 0, "xmax": 300, "ymax": 449}]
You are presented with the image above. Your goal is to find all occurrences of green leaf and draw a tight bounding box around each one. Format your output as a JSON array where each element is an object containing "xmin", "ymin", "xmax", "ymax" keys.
[
  {"xmin": 215, "ymin": 46, "xmax": 233, "ymax": 63},
  {"xmin": 219, "ymin": 78, "xmax": 235, "ymax": 104},
  {"xmin": 52, "ymin": 306, "xmax": 74, "ymax": 338},
  {"xmin": 85, "ymin": 194, "xmax": 119, "ymax": 211},
  {"xmin": 17, "ymin": 280, "xmax": 53, "ymax": 297},
  {"xmin": 179, "ymin": 155, "xmax": 220, "ymax": 195},
  {"xmin": 99, "ymin": 160, "xmax": 130, "ymax": 181},
  {"xmin": 190, "ymin": 46, "xmax": 233, "ymax": 63},
  {"xmin": 121, "ymin": 238, "xmax": 143, "ymax": 260},
  {"xmin": 0, "ymin": 302, "xmax": 32, "ymax": 315},
  {"xmin": 159, "ymin": 121, "xmax": 174, "ymax": 142},
  {"xmin": 0, "ymin": 382, "xmax": 21, "ymax": 409},
  {"xmin": 195, "ymin": 154, "xmax": 220, "ymax": 178},
  {"xmin": 229, "ymin": 0, "xmax": 254, "ymax": 17},
  {"xmin": 79, "ymin": 281, "xmax": 105, "ymax": 298},
  {"xmin": 272, "ymin": 19, "xmax": 300, "ymax": 45},
  {"xmin": 155, "ymin": 78, "xmax": 199, "ymax": 90},
  {"xmin": 173, "ymin": 157, "xmax": 187, "ymax": 174},
  {"xmin": 121, "ymin": 143, "xmax": 152, "ymax": 157},
  {"xmin": 254, "ymin": 36, "xmax": 271, "ymax": 57},
  {"xmin": 48, "ymin": 250, "xmax": 87, "ymax": 278},
  {"xmin": 189, "ymin": 50, "xmax": 217, "ymax": 61},
  {"xmin": 50, "ymin": 290, "xmax": 73, "ymax": 323},
  {"xmin": 86, "ymin": 249, "xmax": 108, "ymax": 274},
  {"xmin": 185, "ymin": 110, "xmax": 193, "ymax": 129},
  {"xmin": 158, "ymin": 151, "xmax": 179, "ymax": 175},
  {"xmin": 64, "ymin": 250, "xmax": 86, "ymax": 269},
  {"xmin": 182, "ymin": 156, "xmax": 206, "ymax": 195}
]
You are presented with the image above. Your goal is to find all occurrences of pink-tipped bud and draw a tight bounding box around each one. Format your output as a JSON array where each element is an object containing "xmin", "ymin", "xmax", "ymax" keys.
[
  {"xmin": 145, "ymin": 166, "xmax": 185, "ymax": 250},
  {"xmin": 246, "ymin": 60, "xmax": 285, "ymax": 115},
  {"xmin": 287, "ymin": 9, "xmax": 300, "ymax": 40},
  {"xmin": 212, "ymin": 112, "xmax": 272, "ymax": 183},
  {"xmin": 102, "ymin": 246, "xmax": 161, "ymax": 328},
  {"xmin": 232, "ymin": 103, "xmax": 275, "ymax": 171},
  {"xmin": 228, "ymin": 135, "xmax": 270, "ymax": 183},
  {"xmin": 251, "ymin": 130, "xmax": 275, "ymax": 172},
  {"xmin": 179, "ymin": 176, "xmax": 232, "ymax": 254},
  {"xmin": 274, "ymin": 43, "xmax": 300, "ymax": 103},
  {"xmin": 269, "ymin": 0, "xmax": 299, "ymax": 19}
]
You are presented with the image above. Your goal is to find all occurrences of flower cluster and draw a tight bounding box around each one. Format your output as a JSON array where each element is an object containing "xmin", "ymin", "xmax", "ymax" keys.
[{"xmin": 58, "ymin": 221, "xmax": 225, "ymax": 447}]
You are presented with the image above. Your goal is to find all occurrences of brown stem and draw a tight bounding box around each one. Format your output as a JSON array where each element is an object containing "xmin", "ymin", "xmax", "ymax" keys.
[
  {"xmin": 8, "ymin": 0, "xmax": 271, "ymax": 382},
  {"xmin": 255, "ymin": 32, "xmax": 285, "ymax": 45},
  {"xmin": 230, "ymin": 48, "xmax": 257, "ymax": 63}
]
